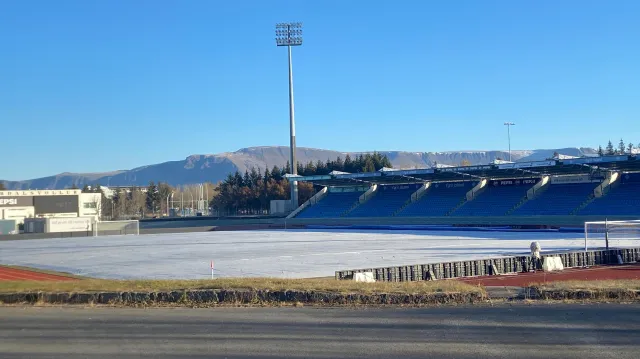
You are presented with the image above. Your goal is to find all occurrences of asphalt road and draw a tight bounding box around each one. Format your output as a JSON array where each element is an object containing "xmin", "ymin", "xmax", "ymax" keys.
[{"xmin": 1, "ymin": 304, "xmax": 639, "ymax": 359}]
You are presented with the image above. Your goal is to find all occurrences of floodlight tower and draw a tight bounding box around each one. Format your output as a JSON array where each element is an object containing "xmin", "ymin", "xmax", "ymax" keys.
[
  {"xmin": 275, "ymin": 22, "xmax": 303, "ymax": 210},
  {"xmin": 504, "ymin": 122, "xmax": 516, "ymax": 161}
]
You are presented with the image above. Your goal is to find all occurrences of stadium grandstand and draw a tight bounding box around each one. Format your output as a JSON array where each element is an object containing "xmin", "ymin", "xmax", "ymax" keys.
[{"xmin": 287, "ymin": 154, "xmax": 640, "ymax": 220}]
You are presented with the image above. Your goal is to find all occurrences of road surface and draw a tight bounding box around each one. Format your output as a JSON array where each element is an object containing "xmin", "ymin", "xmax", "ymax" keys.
[{"xmin": 1, "ymin": 304, "xmax": 639, "ymax": 358}]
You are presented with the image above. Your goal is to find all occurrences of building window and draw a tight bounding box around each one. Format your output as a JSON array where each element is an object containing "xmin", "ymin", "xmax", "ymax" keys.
[{"xmin": 83, "ymin": 202, "xmax": 97, "ymax": 209}]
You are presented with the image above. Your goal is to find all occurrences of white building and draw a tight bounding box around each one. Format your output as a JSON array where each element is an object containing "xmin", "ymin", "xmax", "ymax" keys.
[{"xmin": 0, "ymin": 189, "xmax": 101, "ymax": 227}]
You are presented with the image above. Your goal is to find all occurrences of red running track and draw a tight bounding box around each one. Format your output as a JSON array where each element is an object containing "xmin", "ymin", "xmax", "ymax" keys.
[
  {"xmin": 0, "ymin": 266, "xmax": 77, "ymax": 282},
  {"xmin": 459, "ymin": 263, "xmax": 640, "ymax": 287}
]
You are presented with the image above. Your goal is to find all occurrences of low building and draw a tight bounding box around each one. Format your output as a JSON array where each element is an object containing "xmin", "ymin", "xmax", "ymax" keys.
[{"xmin": 0, "ymin": 189, "xmax": 101, "ymax": 228}]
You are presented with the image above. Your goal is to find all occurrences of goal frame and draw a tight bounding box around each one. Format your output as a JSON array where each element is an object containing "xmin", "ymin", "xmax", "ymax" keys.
[
  {"xmin": 584, "ymin": 219, "xmax": 640, "ymax": 252},
  {"xmin": 93, "ymin": 220, "xmax": 140, "ymax": 237}
]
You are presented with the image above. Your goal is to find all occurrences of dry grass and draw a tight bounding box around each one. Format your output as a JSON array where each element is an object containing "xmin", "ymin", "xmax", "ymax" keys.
[
  {"xmin": 0, "ymin": 277, "xmax": 483, "ymax": 295},
  {"xmin": 532, "ymin": 279, "xmax": 640, "ymax": 291}
]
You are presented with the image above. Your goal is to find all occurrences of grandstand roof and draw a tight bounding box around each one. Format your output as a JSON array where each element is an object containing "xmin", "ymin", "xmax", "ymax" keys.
[{"xmin": 294, "ymin": 155, "xmax": 640, "ymax": 187}]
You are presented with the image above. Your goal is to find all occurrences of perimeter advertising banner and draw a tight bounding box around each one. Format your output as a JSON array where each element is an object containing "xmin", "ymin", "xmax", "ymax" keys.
[
  {"xmin": 431, "ymin": 181, "xmax": 478, "ymax": 190},
  {"xmin": 379, "ymin": 183, "xmax": 424, "ymax": 191},
  {"xmin": 489, "ymin": 178, "xmax": 538, "ymax": 187}
]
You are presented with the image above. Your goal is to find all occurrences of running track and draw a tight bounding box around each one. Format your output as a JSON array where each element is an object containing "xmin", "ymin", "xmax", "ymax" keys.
[
  {"xmin": 0, "ymin": 266, "xmax": 77, "ymax": 282},
  {"xmin": 459, "ymin": 263, "xmax": 640, "ymax": 286}
]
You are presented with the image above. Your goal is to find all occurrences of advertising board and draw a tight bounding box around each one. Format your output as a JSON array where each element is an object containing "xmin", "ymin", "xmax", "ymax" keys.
[
  {"xmin": 489, "ymin": 178, "xmax": 538, "ymax": 187},
  {"xmin": 34, "ymin": 195, "xmax": 79, "ymax": 214},
  {"xmin": 47, "ymin": 217, "xmax": 93, "ymax": 233},
  {"xmin": 380, "ymin": 183, "xmax": 424, "ymax": 191},
  {"xmin": 0, "ymin": 197, "xmax": 34, "ymax": 207},
  {"xmin": 562, "ymin": 155, "xmax": 628, "ymax": 165}
]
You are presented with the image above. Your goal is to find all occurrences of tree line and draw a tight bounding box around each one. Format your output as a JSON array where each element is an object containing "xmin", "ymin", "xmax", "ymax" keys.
[
  {"xmin": 81, "ymin": 182, "xmax": 218, "ymax": 220},
  {"xmin": 211, "ymin": 153, "xmax": 393, "ymax": 213},
  {"xmin": 598, "ymin": 139, "xmax": 637, "ymax": 156}
]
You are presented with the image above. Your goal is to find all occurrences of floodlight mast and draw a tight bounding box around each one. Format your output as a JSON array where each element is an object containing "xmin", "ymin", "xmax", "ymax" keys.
[
  {"xmin": 276, "ymin": 22, "xmax": 303, "ymax": 211},
  {"xmin": 504, "ymin": 122, "xmax": 516, "ymax": 161}
]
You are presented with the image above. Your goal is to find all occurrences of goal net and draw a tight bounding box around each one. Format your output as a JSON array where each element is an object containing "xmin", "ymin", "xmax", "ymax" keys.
[
  {"xmin": 93, "ymin": 220, "xmax": 140, "ymax": 236},
  {"xmin": 584, "ymin": 220, "xmax": 640, "ymax": 251}
]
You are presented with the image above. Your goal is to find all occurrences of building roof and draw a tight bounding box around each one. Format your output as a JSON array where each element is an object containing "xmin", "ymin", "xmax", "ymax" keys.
[{"xmin": 293, "ymin": 155, "xmax": 640, "ymax": 186}]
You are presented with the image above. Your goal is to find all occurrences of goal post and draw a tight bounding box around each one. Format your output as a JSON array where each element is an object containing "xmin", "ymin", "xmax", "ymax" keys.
[
  {"xmin": 584, "ymin": 219, "xmax": 640, "ymax": 252},
  {"xmin": 93, "ymin": 220, "xmax": 140, "ymax": 237}
]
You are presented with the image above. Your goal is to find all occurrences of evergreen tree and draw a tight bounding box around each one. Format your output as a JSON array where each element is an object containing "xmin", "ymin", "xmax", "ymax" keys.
[
  {"xmin": 597, "ymin": 145, "xmax": 604, "ymax": 157},
  {"xmin": 271, "ymin": 165, "xmax": 282, "ymax": 181},
  {"xmin": 333, "ymin": 156, "xmax": 344, "ymax": 172},
  {"xmin": 243, "ymin": 170, "xmax": 251, "ymax": 189},
  {"xmin": 381, "ymin": 155, "xmax": 392, "ymax": 169},
  {"xmin": 343, "ymin": 154, "xmax": 354, "ymax": 173},
  {"xmin": 81, "ymin": 184, "xmax": 91, "ymax": 193},
  {"xmin": 628, "ymin": 143, "xmax": 634, "ymax": 155},
  {"xmin": 233, "ymin": 171, "xmax": 244, "ymax": 187},
  {"xmin": 315, "ymin": 160, "xmax": 327, "ymax": 175},
  {"xmin": 302, "ymin": 161, "xmax": 316, "ymax": 176},
  {"xmin": 605, "ymin": 140, "xmax": 615, "ymax": 155},
  {"xmin": 363, "ymin": 157, "xmax": 376, "ymax": 172},
  {"xmin": 250, "ymin": 167, "xmax": 261, "ymax": 187},
  {"xmin": 263, "ymin": 167, "xmax": 271, "ymax": 183},
  {"xmin": 146, "ymin": 181, "xmax": 160, "ymax": 214},
  {"xmin": 618, "ymin": 139, "xmax": 626, "ymax": 154}
]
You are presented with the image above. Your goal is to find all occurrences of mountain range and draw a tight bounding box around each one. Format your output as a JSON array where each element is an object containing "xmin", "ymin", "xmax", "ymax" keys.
[{"xmin": 0, "ymin": 146, "xmax": 597, "ymax": 190}]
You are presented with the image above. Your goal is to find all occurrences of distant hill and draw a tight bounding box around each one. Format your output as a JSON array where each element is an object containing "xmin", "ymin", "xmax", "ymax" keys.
[{"xmin": 0, "ymin": 146, "xmax": 597, "ymax": 190}]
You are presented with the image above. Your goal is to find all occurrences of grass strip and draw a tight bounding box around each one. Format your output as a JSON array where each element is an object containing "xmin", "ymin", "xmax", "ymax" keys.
[
  {"xmin": 531, "ymin": 279, "xmax": 640, "ymax": 291},
  {"xmin": 0, "ymin": 278, "xmax": 483, "ymax": 295}
]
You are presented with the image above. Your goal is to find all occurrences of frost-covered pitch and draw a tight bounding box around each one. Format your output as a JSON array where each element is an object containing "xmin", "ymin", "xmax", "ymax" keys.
[{"xmin": 0, "ymin": 229, "xmax": 631, "ymax": 280}]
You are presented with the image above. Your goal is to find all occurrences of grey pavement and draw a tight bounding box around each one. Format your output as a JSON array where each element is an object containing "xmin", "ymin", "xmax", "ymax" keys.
[{"xmin": 1, "ymin": 303, "xmax": 639, "ymax": 358}]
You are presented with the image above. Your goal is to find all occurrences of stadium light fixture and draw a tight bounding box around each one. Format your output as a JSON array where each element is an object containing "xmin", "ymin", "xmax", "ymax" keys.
[
  {"xmin": 275, "ymin": 22, "xmax": 303, "ymax": 210},
  {"xmin": 504, "ymin": 122, "xmax": 516, "ymax": 162}
]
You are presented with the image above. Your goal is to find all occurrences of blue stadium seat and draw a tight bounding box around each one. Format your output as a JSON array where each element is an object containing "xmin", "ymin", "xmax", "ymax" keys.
[
  {"xmin": 511, "ymin": 183, "xmax": 598, "ymax": 215},
  {"xmin": 346, "ymin": 185, "xmax": 416, "ymax": 217},
  {"xmin": 579, "ymin": 174, "xmax": 640, "ymax": 216},
  {"xmin": 452, "ymin": 182, "xmax": 534, "ymax": 216},
  {"xmin": 295, "ymin": 191, "xmax": 364, "ymax": 218},
  {"xmin": 397, "ymin": 182, "xmax": 473, "ymax": 217}
]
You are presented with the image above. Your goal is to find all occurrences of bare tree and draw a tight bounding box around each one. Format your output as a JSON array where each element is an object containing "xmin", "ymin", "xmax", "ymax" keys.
[{"xmin": 129, "ymin": 188, "xmax": 146, "ymax": 219}]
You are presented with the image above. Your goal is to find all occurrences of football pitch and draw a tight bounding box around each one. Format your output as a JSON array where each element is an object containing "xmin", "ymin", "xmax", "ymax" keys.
[{"xmin": 0, "ymin": 229, "xmax": 632, "ymax": 280}]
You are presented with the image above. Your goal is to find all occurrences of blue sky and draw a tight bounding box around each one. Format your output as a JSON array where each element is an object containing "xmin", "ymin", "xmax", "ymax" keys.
[{"xmin": 1, "ymin": 0, "xmax": 639, "ymax": 180}]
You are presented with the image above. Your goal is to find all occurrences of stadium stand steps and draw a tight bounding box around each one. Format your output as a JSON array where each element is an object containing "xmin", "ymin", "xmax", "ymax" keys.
[
  {"xmin": 505, "ymin": 196, "xmax": 529, "ymax": 216},
  {"xmin": 578, "ymin": 174, "xmax": 640, "ymax": 215},
  {"xmin": 393, "ymin": 198, "xmax": 414, "ymax": 216},
  {"xmin": 342, "ymin": 201, "xmax": 362, "ymax": 217},
  {"xmin": 570, "ymin": 194, "xmax": 596, "ymax": 215},
  {"xmin": 295, "ymin": 191, "xmax": 364, "ymax": 218},
  {"xmin": 446, "ymin": 199, "xmax": 468, "ymax": 216},
  {"xmin": 451, "ymin": 181, "xmax": 534, "ymax": 216},
  {"xmin": 346, "ymin": 185, "xmax": 418, "ymax": 218},
  {"xmin": 397, "ymin": 182, "xmax": 474, "ymax": 217}
]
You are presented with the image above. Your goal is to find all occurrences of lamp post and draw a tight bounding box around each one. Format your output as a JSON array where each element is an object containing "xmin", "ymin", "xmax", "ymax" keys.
[
  {"xmin": 275, "ymin": 22, "xmax": 303, "ymax": 210},
  {"xmin": 189, "ymin": 192, "xmax": 194, "ymax": 217},
  {"xmin": 166, "ymin": 192, "xmax": 174, "ymax": 217},
  {"xmin": 504, "ymin": 122, "xmax": 515, "ymax": 162}
]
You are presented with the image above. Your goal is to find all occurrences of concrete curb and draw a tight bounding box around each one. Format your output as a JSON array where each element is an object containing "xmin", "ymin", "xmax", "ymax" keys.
[{"xmin": 0, "ymin": 289, "xmax": 487, "ymax": 306}]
